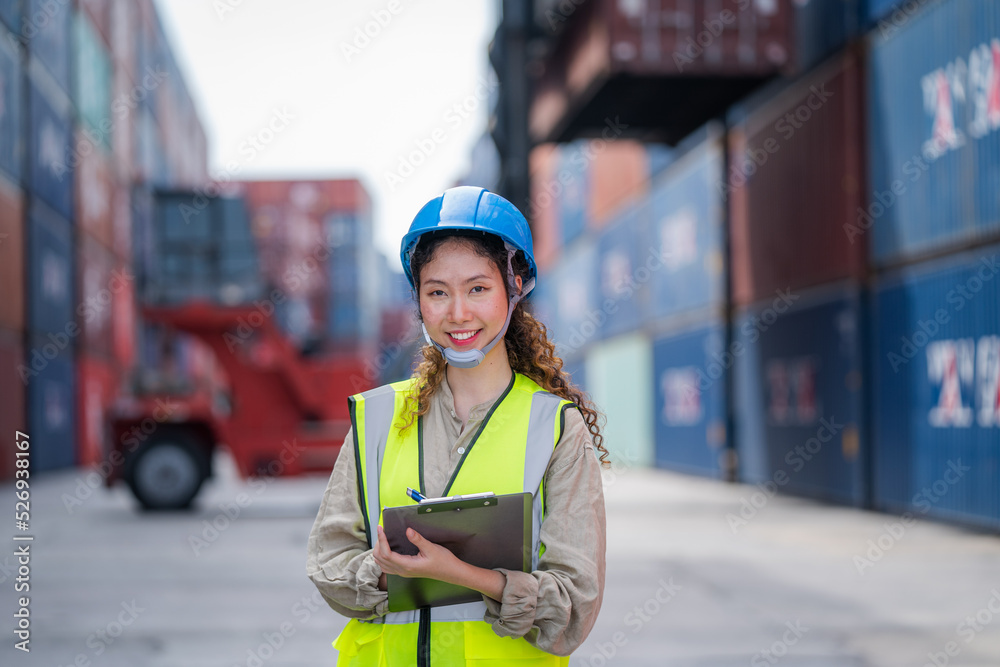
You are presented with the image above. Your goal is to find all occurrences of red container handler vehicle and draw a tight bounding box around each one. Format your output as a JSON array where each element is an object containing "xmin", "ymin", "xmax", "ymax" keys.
[{"xmin": 103, "ymin": 189, "xmax": 372, "ymax": 509}]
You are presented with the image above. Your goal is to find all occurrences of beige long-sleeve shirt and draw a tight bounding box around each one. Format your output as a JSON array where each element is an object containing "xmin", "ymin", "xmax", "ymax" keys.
[{"xmin": 306, "ymin": 373, "xmax": 607, "ymax": 656}]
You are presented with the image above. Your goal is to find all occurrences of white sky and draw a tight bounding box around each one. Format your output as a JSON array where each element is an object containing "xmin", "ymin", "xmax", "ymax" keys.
[{"xmin": 154, "ymin": 0, "xmax": 498, "ymax": 268}]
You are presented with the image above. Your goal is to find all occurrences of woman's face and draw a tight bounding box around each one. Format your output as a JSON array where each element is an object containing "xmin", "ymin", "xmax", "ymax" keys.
[{"xmin": 418, "ymin": 238, "xmax": 512, "ymax": 357}]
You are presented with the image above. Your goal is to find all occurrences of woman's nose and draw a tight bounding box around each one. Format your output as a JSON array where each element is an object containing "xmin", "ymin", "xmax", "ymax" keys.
[{"xmin": 448, "ymin": 295, "xmax": 472, "ymax": 322}]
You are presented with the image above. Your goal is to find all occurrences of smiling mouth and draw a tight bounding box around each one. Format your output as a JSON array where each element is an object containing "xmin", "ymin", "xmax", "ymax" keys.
[{"xmin": 448, "ymin": 329, "xmax": 482, "ymax": 344}]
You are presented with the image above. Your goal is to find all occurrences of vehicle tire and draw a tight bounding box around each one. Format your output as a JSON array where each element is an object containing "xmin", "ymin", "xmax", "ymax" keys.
[{"xmin": 125, "ymin": 431, "xmax": 209, "ymax": 511}]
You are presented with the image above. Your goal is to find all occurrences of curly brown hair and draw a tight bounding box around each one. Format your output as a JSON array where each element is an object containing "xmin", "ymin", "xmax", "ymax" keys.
[{"xmin": 400, "ymin": 232, "xmax": 609, "ymax": 467}]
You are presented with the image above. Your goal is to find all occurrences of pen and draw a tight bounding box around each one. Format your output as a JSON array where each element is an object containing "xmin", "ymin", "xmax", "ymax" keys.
[{"xmin": 406, "ymin": 487, "xmax": 426, "ymax": 503}]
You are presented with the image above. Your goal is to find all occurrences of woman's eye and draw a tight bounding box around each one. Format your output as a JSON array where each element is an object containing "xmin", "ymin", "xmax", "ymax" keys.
[
  {"xmin": 471, "ymin": 285, "xmax": 486, "ymax": 294},
  {"xmin": 428, "ymin": 290, "xmax": 445, "ymax": 297}
]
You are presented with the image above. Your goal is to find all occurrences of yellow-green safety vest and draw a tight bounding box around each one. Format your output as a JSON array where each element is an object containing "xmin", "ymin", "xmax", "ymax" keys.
[{"xmin": 334, "ymin": 373, "xmax": 574, "ymax": 666}]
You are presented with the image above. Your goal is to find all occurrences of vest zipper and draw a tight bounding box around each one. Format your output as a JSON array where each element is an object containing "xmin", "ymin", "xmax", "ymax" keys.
[{"xmin": 417, "ymin": 607, "xmax": 431, "ymax": 667}]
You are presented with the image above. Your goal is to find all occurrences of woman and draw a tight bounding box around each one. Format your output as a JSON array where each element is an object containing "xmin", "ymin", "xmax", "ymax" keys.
[{"xmin": 307, "ymin": 186, "xmax": 608, "ymax": 665}]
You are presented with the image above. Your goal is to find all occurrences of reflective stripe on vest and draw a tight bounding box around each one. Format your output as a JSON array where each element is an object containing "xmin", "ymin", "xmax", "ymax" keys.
[{"xmin": 349, "ymin": 372, "xmax": 571, "ymax": 628}]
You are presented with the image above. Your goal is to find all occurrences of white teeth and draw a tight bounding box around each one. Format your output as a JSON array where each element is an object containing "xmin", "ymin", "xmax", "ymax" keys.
[{"xmin": 450, "ymin": 331, "xmax": 477, "ymax": 340}]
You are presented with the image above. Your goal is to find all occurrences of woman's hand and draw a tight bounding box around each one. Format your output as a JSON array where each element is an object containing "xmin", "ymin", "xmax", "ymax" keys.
[
  {"xmin": 373, "ymin": 525, "xmax": 461, "ymax": 582},
  {"xmin": 372, "ymin": 525, "xmax": 507, "ymax": 601}
]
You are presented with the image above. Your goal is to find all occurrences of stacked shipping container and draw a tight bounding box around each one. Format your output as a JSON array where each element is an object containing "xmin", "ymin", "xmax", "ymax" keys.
[
  {"xmin": 866, "ymin": 0, "xmax": 1000, "ymax": 528},
  {"xmin": 241, "ymin": 179, "xmax": 379, "ymax": 357},
  {"xmin": 727, "ymin": 50, "xmax": 868, "ymax": 505},
  {"xmin": 526, "ymin": 0, "xmax": 999, "ymax": 530},
  {"xmin": 0, "ymin": 0, "xmax": 210, "ymax": 479}
]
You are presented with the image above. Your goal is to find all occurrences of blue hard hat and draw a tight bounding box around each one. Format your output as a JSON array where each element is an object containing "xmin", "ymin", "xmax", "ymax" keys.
[{"xmin": 400, "ymin": 186, "xmax": 536, "ymax": 289}]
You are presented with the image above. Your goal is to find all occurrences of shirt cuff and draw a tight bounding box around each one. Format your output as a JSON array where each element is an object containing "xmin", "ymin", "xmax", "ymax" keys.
[
  {"xmin": 483, "ymin": 568, "xmax": 538, "ymax": 637},
  {"xmin": 356, "ymin": 552, "xmax": 389, "ymax": 616}
]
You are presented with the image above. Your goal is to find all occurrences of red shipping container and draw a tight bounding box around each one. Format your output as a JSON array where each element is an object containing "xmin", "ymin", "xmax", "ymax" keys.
[
  {"xmin": 529, "ymin": 143, "xmax": 561, "ymax": 273},
  {"xmin": 727, "ymin": 51, "xmax": 866, "ymax": 307},
  {"xmin": 587, "ymin": 140, "xmax": 648, "ymax": 229},
  {"xmin": 78, "ymin": 234, "xmax": 122, "ymax": 359},
  {"xmin": 0, "ymin": 174, "xmax": 25, "ymax": 332},
  {"xmin": 75, "ymin": 130, "xmax": 115, "ymax": 250},
  {"xmin": 76, "ymin": 353, "xmax": 120, "ymax": 467},
  {"xmin": 530, "ymin": 0, "xmax": 790, "ymax": 142},
  {"xmin": 0, "ymin": 329, "xmax": 26, "ymax": 481},
  {"xmin": 112, "ymin": 258, "xmax": 136, "ymax": 370},
  {"xmin": 242, "ymin": 180, "xmax": 370, "ymax": 298}
]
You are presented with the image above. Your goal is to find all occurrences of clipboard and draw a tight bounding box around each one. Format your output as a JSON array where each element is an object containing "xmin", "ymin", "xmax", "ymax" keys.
[{"xmin": 381, "ymin": 491, "xmax": 532, "ymax": 612}]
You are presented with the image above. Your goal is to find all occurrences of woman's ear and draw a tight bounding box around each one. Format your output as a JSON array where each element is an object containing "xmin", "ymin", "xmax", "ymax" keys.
[{"xmin": 514, "ymin": 275, "xmax": 523, "ymax": 294}]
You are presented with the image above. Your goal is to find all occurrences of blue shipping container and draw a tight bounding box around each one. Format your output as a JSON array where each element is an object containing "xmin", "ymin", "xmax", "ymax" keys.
[
  {"xmin": 867, "ymin": 0, "xmax": 1000, "ymax": 266},
  {"xmin": 28, "ymin": 200, "xmax": 74, "ymax": 336},
  {"xmin": 0, "ymin": 28, "xmax": 21, "ymax": 183},
  {"xmin": 551, "ymin": 238, "xmax": 598, "ymax": 359},
  {"xmin": 0, "ymin": 1, "xmax": 20, "ymax": 33},
  {"xmin": 557, "ymin": 141, "xmax": 588, "ymax": 246},
  {"xmin": 26, "ymin": 335, "xmax": 76, "ymax": 471},
  {"xmin": 652, "ymin": 321, "xmax": 728, "ymax": 478},
  {"xmin": 647, "ymin": 130, "xmax": 725, "ymax": 323},
  {"xmin": 734, "ymin": 285, "xmax": 866, "ymax": 506},
  {"xmin": 27, "ymin": 0, "xmax": 70, "ymax": 93},
  {"xmin": 29, "ymin": 80, "xmax": 73, "ymax": 219},
  {"xmin": 871, "ymin": 244, "xmax": 1000, "ymax": 529},
  {"xmin": 596, "ymin": 200, "xmax": 648, "ymax": 340},
  {"xmin": 865, "ymin": 0, "xmax": 933, "ymax": 25}
]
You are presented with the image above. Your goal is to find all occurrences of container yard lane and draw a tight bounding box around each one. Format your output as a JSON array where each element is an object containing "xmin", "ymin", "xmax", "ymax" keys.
[{"xmin": 12, "ymin": 430, "xmax": 31, "ymax": 653}]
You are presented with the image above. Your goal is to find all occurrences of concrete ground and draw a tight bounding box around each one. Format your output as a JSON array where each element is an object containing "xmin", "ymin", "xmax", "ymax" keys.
[{"xmin": 1, "ymin": 453, "xmax": 998, "ymax": 666}]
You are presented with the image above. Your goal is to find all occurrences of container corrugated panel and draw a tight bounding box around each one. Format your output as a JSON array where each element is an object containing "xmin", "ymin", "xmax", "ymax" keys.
[
  {"xmin": 76, "ymin": 353, "xmax": 118, "ymax": 467},
  {"xmin": 871, "ymin": 244, "xmax": 1000, "ymax": 529},
  {"xmin": 73, "ymin": 9, "xmax": 112, "ymax": 148},
  {"xmin": 551, "ymin": 238, "xmax": 598, "ymax": 359},
  {"xmin": 729, "ymin": 51, "xmax": 867, "ymax": 306},
  {"xmin": 586, "ymin": 332, "xmax": 654, "ymax": 468},
  {"xmin": 78, "ymin": 233, "xmax": 118, "ymax": 359},
  {"xmin": 557, "ymin": 142, "xmax": 588, "ymax": 246},
  {"xmin": 28, "ymin": 199, "xmax": 74, "ymax": 336},
  {"xmin": 596, "ymin": 199, "xmax": 649, "ymax": 340},
  {"xmin": 26, "ymin": 333, "xmax": 76, "ymax": 471},
  {"xmin": 648, "ymin": 127, "xmax": 726, "ymax": 322},
  {"xmin": 603, "ymin": 0, "xmax": 788, "ymax": 76},
  {"xmin": 652, "ymin": 320, "xmax": 728, "ymax": 478},
  {"xmin": 0, "ymin": 329, "xmax": 26, "ymax": 480},
  {"xmin": 0, "ymin": 29, "xmax": 22, "ymax": 183},
  {"xmin": 867, "ymin": 0, "xmax": 1000, "ymax": 267},
  {"xmin": 75, "ymin": 129, "xmax": 114, "ymax": 249},
  {"xmin": 27, "ymin": 0, "xmax": 71, "ymax": 93},
  {"xmin": 0, "ymin": 175, "xmax": 24, "ymax": 332},
  {"xmin": 28, "ymin": 80, "xmax": 73, "ymax": 219},
  {"xmin": 734, "ymin": 284, "xmax": 866, "ymax": 506}
]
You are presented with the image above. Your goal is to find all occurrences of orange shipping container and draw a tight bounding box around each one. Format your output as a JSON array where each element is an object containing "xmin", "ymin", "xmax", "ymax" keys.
[{"xmin": 587, "ymin": 140, "xmax": 648, "ymax": 229}]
